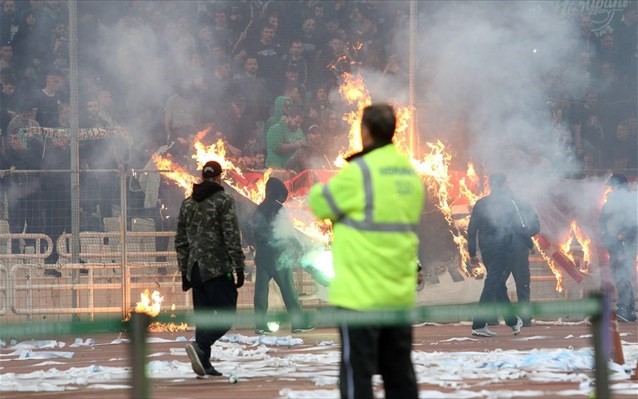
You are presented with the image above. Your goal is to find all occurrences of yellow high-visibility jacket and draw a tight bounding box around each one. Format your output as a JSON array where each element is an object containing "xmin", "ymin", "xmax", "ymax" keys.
[{"xmin": 308, "ymin": 144, "xmax": 424, "ymax": 310}]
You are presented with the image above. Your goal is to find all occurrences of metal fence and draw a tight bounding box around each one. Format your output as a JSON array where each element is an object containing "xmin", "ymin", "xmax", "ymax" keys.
[{"xmin": 0, "ymin": 168, "xmax": 323, "ymax": 323}]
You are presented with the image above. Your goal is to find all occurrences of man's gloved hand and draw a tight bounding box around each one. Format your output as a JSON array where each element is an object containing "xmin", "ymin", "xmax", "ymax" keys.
[
  {"xmin": 181, "ymin": 273, "xmax": 191, "ymax": 292},
  {"xmin": 235, "ymin": 270, "xmax": 245, "ymax": 288}
]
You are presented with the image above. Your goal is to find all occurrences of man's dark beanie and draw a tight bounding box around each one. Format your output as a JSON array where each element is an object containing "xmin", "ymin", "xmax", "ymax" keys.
[{"xmin": 202, "ymin": 161, "xmax": 222, "ymax": 178}]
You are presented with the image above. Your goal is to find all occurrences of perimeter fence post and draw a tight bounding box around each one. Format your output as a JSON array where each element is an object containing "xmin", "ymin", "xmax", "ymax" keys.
[
  {"xmin": 591, "ymin": 292, "xmax": 610, "ymax": 399},
  {"xmin": 130, "ymin": 312, "xmax": 150, "ymax": 399}
]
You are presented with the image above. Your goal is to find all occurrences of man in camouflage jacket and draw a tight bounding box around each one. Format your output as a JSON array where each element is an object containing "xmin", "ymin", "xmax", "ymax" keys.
[{"xmin": 175, "ymin": 160, "xmax": 245, "ymax": 378}]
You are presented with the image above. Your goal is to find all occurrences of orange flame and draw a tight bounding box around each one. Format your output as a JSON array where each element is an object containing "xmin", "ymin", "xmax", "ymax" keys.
[
  {"xmin": 532, "ymin": 237, "xmax": 564, "ymax": 293},
  {"xmin": 560, "ymin": 221, "xmax": 593, "ymax": 273},
  {"xmin": 135, "ymin": 289, "xmax": 164, "ymax": 317}
]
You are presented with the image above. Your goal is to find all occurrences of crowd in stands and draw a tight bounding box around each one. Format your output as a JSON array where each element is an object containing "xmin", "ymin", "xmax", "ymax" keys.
[{"xmin": 0, "ymin": 0, "xmax": 636, "ymax": 267}]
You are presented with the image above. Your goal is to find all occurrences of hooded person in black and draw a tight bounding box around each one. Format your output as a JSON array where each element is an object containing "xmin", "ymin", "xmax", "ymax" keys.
[
  {"xmin": 176, "ymin": 161, "xmax": 245, "ymax": 377},
  {"xmin": 253, "ymin": 177, "xmax": 314, "ymax": 334},
  {"xmin": 467, "ymin": 173, "xmax": 540, "ymax": 336}
]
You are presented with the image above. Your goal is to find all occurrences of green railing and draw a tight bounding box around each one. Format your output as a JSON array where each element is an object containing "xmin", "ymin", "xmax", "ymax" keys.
[{"xmin": 0, "ymin": 295, "xmax": 609, "ymax": 399}]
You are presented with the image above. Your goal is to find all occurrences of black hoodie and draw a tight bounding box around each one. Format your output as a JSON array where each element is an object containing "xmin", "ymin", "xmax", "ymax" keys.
[
  {"xmin": 253, "ymin": 178, "xmax": 292, "ymax": 266},
  {"xmin": 192, "ymin": 180, "xmax": 225, "ymax": 202}
]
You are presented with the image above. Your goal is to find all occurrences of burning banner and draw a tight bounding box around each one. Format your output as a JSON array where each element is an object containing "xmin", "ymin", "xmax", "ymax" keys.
[{"xmin": 148, "ymin": 71, "xmax": 626, "ymax": 302}]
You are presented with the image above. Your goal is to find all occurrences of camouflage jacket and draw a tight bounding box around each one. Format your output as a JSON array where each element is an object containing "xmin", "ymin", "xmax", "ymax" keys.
[{"xmin": 175, "ymin": 181, "xmax": 245, "ymax": 282}]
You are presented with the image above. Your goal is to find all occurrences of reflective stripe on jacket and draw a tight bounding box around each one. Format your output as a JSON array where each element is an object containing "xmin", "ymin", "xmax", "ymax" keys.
[{"xmin": 308, "ymin": 144, "xmax": 425, "ymax": 310}]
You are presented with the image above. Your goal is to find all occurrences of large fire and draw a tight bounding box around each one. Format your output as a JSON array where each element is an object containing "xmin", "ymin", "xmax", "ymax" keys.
[{"xmin": 152, "ymin": 72, "xmax": 604, "ymax": 293}]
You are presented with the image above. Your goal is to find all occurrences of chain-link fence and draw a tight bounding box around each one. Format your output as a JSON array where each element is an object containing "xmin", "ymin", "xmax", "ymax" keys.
[{"xmin": 0, "ymin": 168, "xmax": 324, "ymax": 323}]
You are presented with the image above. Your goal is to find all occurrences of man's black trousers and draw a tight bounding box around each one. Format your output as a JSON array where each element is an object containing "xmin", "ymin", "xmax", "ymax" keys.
[
  {"xmin": 338, "ymin": 321, "xmax": 418, "ymax": 399},
  {"xmin": 191, "ymin": 264, "xmax": 237, "ymax": 369}
]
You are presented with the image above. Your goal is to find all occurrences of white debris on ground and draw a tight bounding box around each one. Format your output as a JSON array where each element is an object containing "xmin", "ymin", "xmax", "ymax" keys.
[{"xmin": 0, "ymin": 334, "xmax": 636, "ymax": 397}]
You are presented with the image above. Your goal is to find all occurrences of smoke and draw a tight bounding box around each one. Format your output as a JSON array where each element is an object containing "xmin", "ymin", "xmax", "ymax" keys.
[{"xmin": 321, "ymin": 2, "xmax": 638, "ymax": 272}]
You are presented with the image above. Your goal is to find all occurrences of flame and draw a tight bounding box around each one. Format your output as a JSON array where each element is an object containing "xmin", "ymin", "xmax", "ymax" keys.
[
  {"xmin": 153, "ymin": 129, "xmax": 273, "ymax": 204},
  {"xmin": 532, "ymin": 237, "xmax": 564, "ymax": 293},
  {"xmin": 560, "ymin": 221, "xmax": 593, "ymax": 273},
  {"xmin": 151, "ymin": 155, "xmax": 198, "ymax": 196},
  {"xmin": 135, "ymin": 289, "xmax": 164, "ymax": 317},
  {"xmin": 148, "ymin": 321, "xmax": 189, "ymax": 332}
]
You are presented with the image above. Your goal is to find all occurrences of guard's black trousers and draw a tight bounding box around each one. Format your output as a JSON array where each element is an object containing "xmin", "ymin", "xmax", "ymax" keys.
[
  {"xmin": 338, "ymin": 319, "xmax": 418, "ymax": 399},
  {"xmin": 191, "ymin": 264, "xmax": 237, "ymax": 369}
]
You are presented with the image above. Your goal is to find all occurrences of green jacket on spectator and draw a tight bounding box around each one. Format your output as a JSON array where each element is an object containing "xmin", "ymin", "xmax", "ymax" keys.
[
  {"xmin": 266, "ymin": 119, "xmax": 305, "ymax": 169},
  {"xmin": 264, "ymin": 96, "xmax": 291, "ymax": 134}
]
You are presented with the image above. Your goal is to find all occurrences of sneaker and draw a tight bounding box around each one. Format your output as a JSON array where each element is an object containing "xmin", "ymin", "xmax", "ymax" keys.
[
  {"xmin": 511, "ymin": 317, "xmax": 523, "ymax": 335},
  {"xmin": 203, "ymin": 367, "xmax": 222, "ymax": 377},
  {"xmin": 44, "ymin": 269, "xmax": 62, "ymax": 277},
  {"xmin": 185, "ymin": 343, "xmax": 206, "ymax": 376},
  {"xmin": 255, "ymin": 327, "xmax": 272, "ymax": 335},
  {"xmin": 471, "ymin": 326, "xmax": 497, "ymax": 337},
  {"xmin": 617, "ymin": 312, "xmax": 637, "ymax": 323},
  {"xmin": 291, "ymin": 325, "xmax": 315, "ymax": 333}
]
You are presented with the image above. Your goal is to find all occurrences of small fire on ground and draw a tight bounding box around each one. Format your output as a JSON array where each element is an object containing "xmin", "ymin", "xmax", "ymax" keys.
[{"xmin": 125, "ymin": 289, "xmax": 189, "ymax": 332}]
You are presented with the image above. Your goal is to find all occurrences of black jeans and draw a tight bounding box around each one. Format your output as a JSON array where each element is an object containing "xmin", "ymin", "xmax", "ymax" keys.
[
  {"xmin": 191, "ymin": 264, "xmax": 237, "ymax": 369},
  {"xmin": 472, "ymin": 250, "xmax": 518, "ymax": 329},
  {"xmin": 253, "ymin": 258, "xmax": 303, "ymax": 329},
  {"xmin": 510, "ymin": 248, "xmax": 531, "ymax": 322},
  {"xmin": 339, "ymin": 320, "xmax": 418, "ymax": 399}
]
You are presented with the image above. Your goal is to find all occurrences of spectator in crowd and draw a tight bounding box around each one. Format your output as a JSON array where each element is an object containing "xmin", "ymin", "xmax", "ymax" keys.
[
  {"xmin": 282, "ymin": 39, "xmax": 309, "ymax": 87},
  {"xmin": 0, "ymin": 0, "xmax": 20, "ymax": 43},
  {"xmin": 595, "ymin": 34, "xmax": 619, "ymax": 74},
  {"xmin": 239, "ymin": 24, "xmax": 283, "ymax": 100},
  {"xmin": 206, "ymin": 58, "xmax": 234, "ymax": 114},
  {"xmin": 600, "ymin": 173, "xmax": 638, "ymax": 323},
  {"xmin": 0, "ymin": 42, "xmax": 15, "ymax": 72},
  {"xmin": 97, "ymin": 88, "xmax": 119, "ymax": 128},
  {"xmin": 285, "ymin": 124, "xmax": 331, "ymax": 171},
  {"xmin": 0, "ymin": 77, "xmax": 18, "ymax": 135},
  {"xmin": 609, "ymin": 121, "xmax": 638, "ymax": 170},
  {"xmin": 234, "ymin": 56, "xmax": 269, "ymax": 127},
  {"xmin": 309, "ymin": 85, "xmax": 332, "ymax": 119},
  {"xmin": 41, "ymin": 106, "xmax": 71, "ymax": 264},
  {"xmin": 266, "ymin": 105, "xmax": 305, "ymax": 169},
  {"xmin": 3, "ymin": 101, "xmax": 44, "ymax": 259},
  {"xmin": 164, "ymin": 80, "xmax": 202, "ymax": 143},
  {"xmin": 264, "ymin": 95, "xmax": 291, "ymax": 133},
  {"xmin": 299, "ymin": 17, "xmax": 320, "ymax": 64},
  {"xmin": 214, "ymin": 95, "xmax": 255, "ymax": 155},
  {"xmin": 11, "ymin": 10, "xmax": 46, "ymax": 72},
  {"xmin": 253, "ymin": 177, "xmax": 314, "ymax": 334},
  {"xmin": 32, "ymin": 68, "xmax": 64, "ymax": 128},
  {"xmin": 614, "ymin": 6, "xmax": 637, "ymax": 82},
  {"xmin": 571, "ymin": 90, "xmax": 605, "ymax": 169},
  {"xmin": 79, "ymin": 97, "xmax": 108, "ymax": 129},
  {"xmin": 316, "ymin": 36, "xmax": 351, "ymax": 90},
  {"xmin": 211, "ymin": 7, "xmax": 234, "ymax": 52}
]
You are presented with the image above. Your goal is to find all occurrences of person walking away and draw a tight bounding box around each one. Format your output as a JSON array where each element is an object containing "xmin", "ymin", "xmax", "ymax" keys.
[
  {"xmin": 600, "ymin": 173, "xmax": 638, "ymax": 322},
  {"xmin": 468, "ymin": 173, "xmax": 532, "ymax": 337},
  {"xmin": 309, "ymin": 104, "xmax": 424, "ymax": 399},
  {"xmin": 175, "ymin": 161, "xmax": 246, "ymax": 377},
  {"xmin": 253, "ymin": 177, "xmax": 314, "ymax": 334}
]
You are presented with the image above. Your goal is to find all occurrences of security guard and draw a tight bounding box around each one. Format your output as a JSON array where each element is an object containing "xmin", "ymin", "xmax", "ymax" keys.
[{"xmin": 309, "ymin": 103, "xmax": 424, "ymax": 399}]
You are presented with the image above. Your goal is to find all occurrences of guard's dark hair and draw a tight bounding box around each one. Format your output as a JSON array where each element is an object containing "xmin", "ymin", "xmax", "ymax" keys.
[{"xmin": 361, "ymin": 103, "xmax": 395, "ymax": 144}]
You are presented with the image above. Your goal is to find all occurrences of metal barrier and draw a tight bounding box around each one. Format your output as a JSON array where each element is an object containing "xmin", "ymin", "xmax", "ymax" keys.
[{"xmin": 0, "ymin": 296, "xmax": 610, "ymax": 399}]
